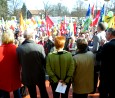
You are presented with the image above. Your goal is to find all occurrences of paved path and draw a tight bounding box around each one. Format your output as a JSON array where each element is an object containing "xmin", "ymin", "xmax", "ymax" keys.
[{"xmin": 10, "ymin": 81, "xmax": 99, "ymax": 98}]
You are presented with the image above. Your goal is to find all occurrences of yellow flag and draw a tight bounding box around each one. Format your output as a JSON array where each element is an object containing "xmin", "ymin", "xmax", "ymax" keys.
[
  {"xmin": 114, "ymin": 16, "xmax": 115, "ymax": 28},
  {"xmin": 104, "ymin": 16, "xmax": 111, "ymax": 23},
  {"xmin": 108, "ymin": 16, "xmax": 115, "ymax": 29},
  {"xmin": 20, "ymin": 12, "xmax": 25, "ymax": 31}
]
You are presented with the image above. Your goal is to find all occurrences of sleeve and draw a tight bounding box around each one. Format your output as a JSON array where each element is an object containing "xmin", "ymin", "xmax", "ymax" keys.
[
  {"xmin": 64, "ymin": 54, "xmax": 75, "ymax": 83},
  {"xmin": 92, "ymin": 35, "xmax": 99, "ymax": 53},
  {"xmin": 41, "ymin": 45, "xmax": 46, "ymax": 58},
  {"xmin": 96, "ymin": 43, "xmax": 109, "ymax": 61},
  {"xmin": 72, "ymin": 57, "xmax": 77, "ymax": 81},
  {"xmin": 40, "ymin": 45, "xmax": 46, "ymax": 69},
  {"xmin": 46, "ymin": 55, "xmax": 58, "ymax": 83},
  {"xmin": 16, "ymin": 47, "xmax": 21, "ymax": 64}
]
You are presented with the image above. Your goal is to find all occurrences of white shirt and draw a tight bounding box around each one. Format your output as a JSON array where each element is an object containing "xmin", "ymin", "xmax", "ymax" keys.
[{"xmin": 97, "ymin": 31, "xmax": 106, "ymax": 42}]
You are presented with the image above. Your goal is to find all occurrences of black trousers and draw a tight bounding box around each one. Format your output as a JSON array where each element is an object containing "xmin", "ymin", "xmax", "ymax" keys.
[
  {"xmin": 73, "ymin": 93, "xmax": 88, "ymax": 98},
  {"xmin": 50, "ymin": 82, "xmax": 71, "ymax": 98},
  {"xmin": 99, "ymin": 85, "xmax": 114, "ymax": 98},
  {"xmin": 26, "ymin": 81, "xmax": 49, "ymax": 98},
  {"xmin": 0, "ymin": 89, "xmax": 21, "ymax": 98}
]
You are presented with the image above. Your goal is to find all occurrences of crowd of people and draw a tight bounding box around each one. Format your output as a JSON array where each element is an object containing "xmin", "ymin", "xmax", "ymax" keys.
[{"xmin": 0, "ymin": 21, "xmax": 115, "ymax": 98}]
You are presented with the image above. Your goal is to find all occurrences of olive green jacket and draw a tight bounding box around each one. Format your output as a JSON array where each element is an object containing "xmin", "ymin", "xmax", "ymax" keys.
[
  {"xmin": 73, "ymin": 51, "xmax": 95, "ymax": 94},
  {"xmin": 46, "ymin": 50, "xmax": 74, "ymax": 83}
]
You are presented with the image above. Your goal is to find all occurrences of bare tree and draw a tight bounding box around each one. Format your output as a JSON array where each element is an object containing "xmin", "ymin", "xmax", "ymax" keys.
[
  {"xmin": 43, "ymin": 1, "xmax": 54, "ymax": 19},
  {"xmin": 8, "ymin": 0, "xmax": 22, "ymax": 16},
  {"xmin": 42, "ymin": 0, "xmax": 70, "ymax": 18},
  {"xmin": 71, "ymin": 0, "xmax": 86, "ymax": 18},
  {"xmin": 109, "ymin": 0, "xmax": 115, "ymax": 14},
  {"xmin": 49, "ymin": 3, "xmax": 70, "ymax": 17},
  {"xmin": 0, "ymin": 0, "xmax": 8, "ymax": 20},
  {"xmin": 21, "ymin": 3, "xmax": 27, "ymax": 19}
]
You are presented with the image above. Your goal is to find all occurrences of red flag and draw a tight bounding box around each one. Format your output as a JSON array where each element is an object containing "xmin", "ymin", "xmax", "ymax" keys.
[
  {"xmin": 46, "ymin": 16, "xmax": 54, "ymax": 29},
  {"xmin": 90, "ymin": 10, "xmax": 100, "ymax": 27},
  {"xmin": 46, "ymin": 24, "xmax": 49, "ymax": 36},
  {"xmin": 46, "ymin": 16, "xmax": 54, "ymax": 36},
  {"xmin": 73, "ymin": 22, "xmax": 77, "ymax": 35},
  {"xmin": 91, "ymin": 5, "xmax": 94, "ymax": 18}
]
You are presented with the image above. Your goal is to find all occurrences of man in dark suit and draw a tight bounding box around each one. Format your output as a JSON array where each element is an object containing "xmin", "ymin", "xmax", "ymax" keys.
[
  {"xmin": 96, "ymin": 28, "xmax": 115, "ymax": 98},
  {"xmin": 16, "ymin": 28, "xmax": 49, "ymax": 98}
]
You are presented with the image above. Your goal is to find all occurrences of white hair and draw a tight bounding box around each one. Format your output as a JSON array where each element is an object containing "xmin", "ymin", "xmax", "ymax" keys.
[{"xmin": 24, "ymin": 28, "xmax": 35, "ymax": 40}]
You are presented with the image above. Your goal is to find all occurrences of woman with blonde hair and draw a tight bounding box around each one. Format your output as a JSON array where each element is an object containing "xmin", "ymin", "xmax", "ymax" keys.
[
  {"xmin": 0, "ymin": 30, "xmax": 21, "ymax": 98},
  {"xmin": 46, "ymin": 36, "xmax": 74, "ymax": 98}
]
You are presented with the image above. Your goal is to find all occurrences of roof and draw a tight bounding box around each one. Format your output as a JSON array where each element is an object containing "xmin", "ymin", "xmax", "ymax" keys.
[{"xmin": 29, "ymin": 10, "xmax": 44, "ymax": 15}]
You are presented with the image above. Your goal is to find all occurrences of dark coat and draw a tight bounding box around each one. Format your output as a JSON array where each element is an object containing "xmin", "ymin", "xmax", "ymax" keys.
[
  {"xmin": 96, "ymin": 39, "xmax": 115, "ymax": 91},
  {"xmin": 16, "ymin": 40, "xmax": 46, "ymax": 85},
  {"xmin": 44, "ymin": 39, "xmax": 54, "ymax": 56}
]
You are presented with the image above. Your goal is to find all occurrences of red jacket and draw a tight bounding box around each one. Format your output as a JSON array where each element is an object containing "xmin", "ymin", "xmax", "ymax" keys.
[{"xmin": 0, "ymin": 43, "xmax": 21, "ymax": 92}]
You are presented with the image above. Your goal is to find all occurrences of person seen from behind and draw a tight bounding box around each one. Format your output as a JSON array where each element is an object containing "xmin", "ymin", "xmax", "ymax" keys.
[
  {"xmin": 73, "ymin": 38, "xmax": 95, "ymax": 98},
  {"xmin": 0, "ymin": 30, "xmax": 21, "ymax": 98},
  {"xmin": 46, "ymin": 36, "xmax": 74, "ymax": 98}
]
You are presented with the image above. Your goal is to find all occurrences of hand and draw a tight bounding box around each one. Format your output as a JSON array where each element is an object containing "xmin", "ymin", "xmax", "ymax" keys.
[
  {"xmin": 100, "ymin": 40, "xmax": 106, "ymax": 46},
  {"xmin": 62, "ymin": 82, "xmax": 66, "ymax": 86},
  {"xmin": 59, "ymin": 80, "xmax": 66, "ymax": 85},
  {"xmin": 59, "ymin": 80, "xmax": 63, "ymax": 83}
]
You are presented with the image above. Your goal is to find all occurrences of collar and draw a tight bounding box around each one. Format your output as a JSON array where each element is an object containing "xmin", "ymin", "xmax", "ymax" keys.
[
  {"xmin": 109, "ymin": 38, "xmax": 115, "ymax": 42},
  {"xmin": 22, "ymin": 40, "xmax": 34, "ymax": 45},
  {"xmin": 76, "ymin": 49, "xmax": 87, "ymax": 54},
  {"xmin": 2, "ymin": 43, "xmax": 13, "ymax": 46},
  {"xmin": 53, "ymin": 50, "xmax": 68, "ymax": 55},
  {"xmin": 98, "ymin": 30, "xmax": 105, "ymax": 33}
]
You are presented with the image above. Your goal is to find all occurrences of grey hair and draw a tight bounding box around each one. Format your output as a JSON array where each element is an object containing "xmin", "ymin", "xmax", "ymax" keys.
[
  {"xmin": 24, "ymin": 28, "xmax": 34, "ymax": 40},
  {"xmin": 107, "ymin": 28, "xmax": 115, "ymax": 36}
]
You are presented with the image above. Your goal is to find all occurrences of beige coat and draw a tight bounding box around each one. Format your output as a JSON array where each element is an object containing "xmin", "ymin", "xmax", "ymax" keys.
[{"xmin": 73, "ymin": 51, "xmax": 95, "ymax": 94}]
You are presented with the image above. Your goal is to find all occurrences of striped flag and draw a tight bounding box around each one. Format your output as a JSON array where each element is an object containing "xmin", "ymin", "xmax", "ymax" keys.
[{"xmin": 90, "ymin": 10, "xmax": 100, "ymax": 27}]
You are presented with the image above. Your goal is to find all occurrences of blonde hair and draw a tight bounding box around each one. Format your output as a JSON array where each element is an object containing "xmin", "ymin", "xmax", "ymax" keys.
[{"xmin": 2, "ymin": 30, "xmax": 14, "ymax": 44}]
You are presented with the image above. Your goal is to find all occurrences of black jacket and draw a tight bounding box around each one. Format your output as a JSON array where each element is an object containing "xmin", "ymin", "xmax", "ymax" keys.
[{"xmin": 96, "ymin": 39, "xmax": 115, "ymax": 90}]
